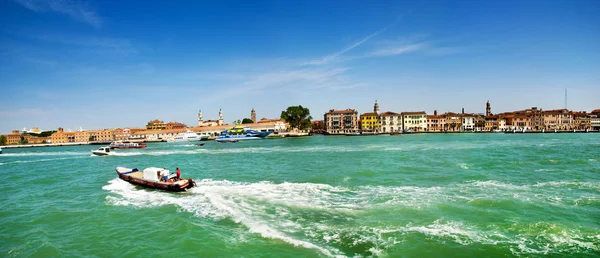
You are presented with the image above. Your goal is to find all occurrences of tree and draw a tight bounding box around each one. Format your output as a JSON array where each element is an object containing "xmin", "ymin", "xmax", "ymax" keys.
[
  {"xmin": 280, "ymin": 105, "xmax": 312, "ymax": 130},
  {"xmin": 241, "ymin": 118, "xmax": 254, "ymax": 124},
  {"xmin": 19, "ymin": 136, "xmax": 28, "ymax": 144},
  {"xmin": 0, "ymin": 135, "xmax": 6, "ymax": 145}
]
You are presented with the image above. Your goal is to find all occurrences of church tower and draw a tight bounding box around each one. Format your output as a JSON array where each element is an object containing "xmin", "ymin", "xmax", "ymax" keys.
[
  {"xmin": 218, "ymin": 108, "xmax": 224, "ymax": 125},
  {"xmin": 486, "ymin": 101, "xmax": 492, "ymax": 116},
  {"xmin": 251, "ymin": 108, "xmax": 256, "ymax": 123},
  {"xmin": 374, "ymin": 100, "xmax": 380, "ymax": 115},
  {"xmin": 198, "ymin": 109, "xmax": 203, "ymax": 126}
]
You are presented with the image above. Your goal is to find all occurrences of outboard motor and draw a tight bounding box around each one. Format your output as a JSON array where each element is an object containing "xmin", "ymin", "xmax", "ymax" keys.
[{"xmin": 187, "ymin": 178, "xmax": 196, "ymax": 189}]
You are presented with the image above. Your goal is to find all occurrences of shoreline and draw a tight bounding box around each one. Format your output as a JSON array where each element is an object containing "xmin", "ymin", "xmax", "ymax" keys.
[{"xmin": 1, "ymin": 130, "xmax": 597, "ymax": 149}]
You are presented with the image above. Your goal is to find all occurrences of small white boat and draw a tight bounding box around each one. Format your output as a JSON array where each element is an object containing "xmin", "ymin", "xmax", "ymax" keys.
[
  {"xmin": 167, "ymin": 130, "xmax": 209, "ymax": 142},
  {"xmin": 92, "ymin": 146, "xmax": 112, "ymax": 156}
]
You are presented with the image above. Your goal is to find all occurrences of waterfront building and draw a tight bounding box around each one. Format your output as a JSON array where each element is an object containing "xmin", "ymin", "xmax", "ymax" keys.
[
  {"xmin": 543, "ymin": 109, "xmax": 572, "ymax": 130},
  {"xmin": 484, "ymin": 115, "xmax": 499, "ymax": 131},
  {"xmin": 74, "ymin": 130, "xmax": 90, "ymax": 142},
  {"xmin": 513, "ymin": 114, "xmax": 531, "ymax": 130},
  {"xmin": 50, "ymin": 128, "xmax": 75, "ymax": 143},
  {"xmin": 474, "ymin": 114, "xmax": 486, "ymax": 131},
  {"xmin": 113, "ymin": 128, "xmax": 131, "ymax": 141},
  {"xmin": 380, "ymin": 112, "xmax": 402, "ymax": 133},
  {"xmin": 146, "ymin": 120, "xmax": 166, "ymax": 130},
  {"xmin": 360, "ymin": 112, "xmax": 380, "ymax": 132},
  {"xmin": 198, "ymin": 109, "xmax": 224, "ymax": 127},
  {"xmin": 5, "ymin": 130, "xmax": 23, "ymax": 145},
  {"xmin": 311, "ymin": 120, "xmax": 324, "ymax": 132},
  {"xmin": 573, "ymin": 112, "xmax": 591, "ymax": 130},
  {"xmin": 165, "ymin": 122, "xmax": 186, "ymax": 130},
  {"xmin": 444, "ymin": 112, "xmax": 462, "ymax": 132},
  {"xmin": 426, "ymin": 110, "xmax": 445, "ymax": 132},
  {"xmin": 324, "ymin": 109, "xmax": 359, "ymax": 135},
  {"xmin": 402, "ymin": 111, "xmax": 427, "ymax": 132},
  {"xmin": 591, "ymin": 109, "xmax": 600, "ymax": 131},
  {"xmin": 498, "ymin": 118, "xmax": 507, "ymax": 131},
  {"xmin": 461, "ymin": 113, "xmax": 475, "ymax": 131}
]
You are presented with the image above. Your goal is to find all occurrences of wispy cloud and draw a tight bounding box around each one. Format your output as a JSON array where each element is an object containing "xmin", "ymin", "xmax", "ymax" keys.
[
  {"xmin": 304, "ymin": 29, "xmax": 386, "ymax": 65},
  {"xmin": 14, "ymin": 0, "xmax": 102, "ymax": 28},
  {"xmin": 370, "ymin": 43, "xmax": 428, "ymax": 57},
  {"xmin": 33, "ymin": 34, "xmax": 138, "ymax": 54},
  {"xmin": 0, "ymin": 108, "xmax": 47, "ymax": 117}
]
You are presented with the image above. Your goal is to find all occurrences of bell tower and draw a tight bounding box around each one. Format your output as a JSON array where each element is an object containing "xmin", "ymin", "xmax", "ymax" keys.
[
  {"xmin": 198, "ymin": 109, "xmax": 203, "ymax": 126},
  {"xmin": 486, "ymin": 101, "xmax": 492, "ymax": 116},
  {"xmin": 218, "ymin": 108, "xmax": 224, "ymax": 125},
  {"xmin": 251, "ymin": 108, "xmax": 256, "ymax": 123},
  {"xmin": 374, "ymin": 100, "xmax": 380, "ymax": 115}
]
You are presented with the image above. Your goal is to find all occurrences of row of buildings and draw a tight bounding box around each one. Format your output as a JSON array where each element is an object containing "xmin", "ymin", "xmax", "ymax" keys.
[
  {"xmin": 320, "ymin": 101, "xmax": 600, "ymax": 134},
  {"xmin": 2, "ymin": 109, "xmax": 288, "ymax": 145}
]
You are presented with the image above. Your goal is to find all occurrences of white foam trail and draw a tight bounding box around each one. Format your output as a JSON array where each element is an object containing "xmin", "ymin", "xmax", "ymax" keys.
[
  {"xmin": 103, "ymin": 179, "xmax": 600, "ymax": 256},
  {"xmin": 0, "ymin": 151, "xmax": 88, "ymax": 157}
]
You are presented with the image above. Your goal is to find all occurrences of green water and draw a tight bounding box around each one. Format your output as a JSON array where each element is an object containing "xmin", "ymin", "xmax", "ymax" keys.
[{"xmin": 1, "ymin": 134, "xmax": 599, "ymax": 257}]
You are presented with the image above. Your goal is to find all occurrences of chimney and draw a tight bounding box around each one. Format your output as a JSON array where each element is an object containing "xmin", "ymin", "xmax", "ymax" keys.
[
  {"xmin": 462, "ymin": 108, "xmax": 465, "ymax": 114},
  {"xmin": 434, "ymin": 110, "xmax": 438, "ymax": 116}
]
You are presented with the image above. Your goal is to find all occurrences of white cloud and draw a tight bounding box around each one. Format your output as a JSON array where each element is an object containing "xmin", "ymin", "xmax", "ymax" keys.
[{"xmin": 14, "ymin": 0, "xmax": 102, "ymax": 28}]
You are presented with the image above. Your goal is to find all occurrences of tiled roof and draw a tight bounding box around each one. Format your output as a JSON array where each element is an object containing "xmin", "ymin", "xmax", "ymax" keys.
[
  {"xmin": 326, "ymin": 109, "xmax": 357, "ymax": 114},
  {"xmin": 380, "ymin": 111, "xmax": 400, "ymax": 116},
  {"xmin": 401, "ymin": 111, "xmax": 427, "ymax": 115},
  {"xmin": 360, "ymin": 112, "xmax": 378, "ymax": 116}
]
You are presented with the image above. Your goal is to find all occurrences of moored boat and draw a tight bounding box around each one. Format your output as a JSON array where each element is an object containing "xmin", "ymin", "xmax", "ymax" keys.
[
  {"xmin": 215, "ymin": 126, "xmax": 271, "ymax": 142},
  {"xmin": 92, "ymin": 146, "xmax": 112, "ymax": 156},
  {"xmin": 109, "ymin": 141, "xmax": 146, "ymax": 149},
  {"xmin": 115, "ymin": 167, "xmax": 195, "ymax": 192},
  {"xmin": 167, "ymin": 130, "xmax": 209, "ymax": 142}
]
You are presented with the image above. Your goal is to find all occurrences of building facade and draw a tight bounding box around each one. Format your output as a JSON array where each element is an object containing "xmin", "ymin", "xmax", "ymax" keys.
[
  {"xmin": 402, "ymin": 111, "xmax": 427, "ymax": 132},
  {"xmin": 380, "ymin": 112, "xmax": 402, "ymax": 133},
  {"xmin": 324, "ymin": 109, "xmax": 359, "ymax": 134}
]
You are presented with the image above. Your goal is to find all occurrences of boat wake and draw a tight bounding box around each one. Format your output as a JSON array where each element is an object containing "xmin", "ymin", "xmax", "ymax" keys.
[{"xmin": 103, "ymin": 179, "xmax": 600, "ymax": 257}]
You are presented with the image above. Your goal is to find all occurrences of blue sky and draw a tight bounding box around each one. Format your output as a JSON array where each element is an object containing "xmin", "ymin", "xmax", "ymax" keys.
[{"xmin": 1, "ymin": 0, "xmax": 598, "ymax": 133}]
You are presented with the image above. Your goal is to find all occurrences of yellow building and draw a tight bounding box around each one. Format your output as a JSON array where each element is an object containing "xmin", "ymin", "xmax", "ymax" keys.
[
  {"xmin": 360, "ymin": 112, "xmax": 381, "ymax": 132},
  {"xmin": 146, "ymin": 119, "xmax": 166, "ymax": 130}
]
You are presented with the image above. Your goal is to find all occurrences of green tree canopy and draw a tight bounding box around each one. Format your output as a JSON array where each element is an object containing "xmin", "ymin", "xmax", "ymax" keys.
[
  {"xmin": 0, "ymin": 135, "xmax": 6, "ymax": 145},
  {"xmin": 241, "ymin": 118, "xmax": 254, "ymax": 124},
  {"xmin": 280, "ymin": 105, "xmax": 312, "ymax": 130}
]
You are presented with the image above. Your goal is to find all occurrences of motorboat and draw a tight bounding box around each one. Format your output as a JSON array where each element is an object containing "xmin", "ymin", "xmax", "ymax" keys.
[
  {"xmin": 215, "ymin": 126, "xmax": 271, "ymax": 142},
  {"xmin": 0, "ymin": 147, "xmax": 3, "ymax": 154},
  {"xmin": 115, "ymin": 167, "xmax": 195, "ymax": 192},
  {"xmin": 218, "ymin": 139, "xmax": 238, "ymax": 143},
  {"xmin": 196, "ymin": 142, "xmax": 205, "ymax": 146},
  {"xmin": 109, "ymin": 141, "xmax": 146, "ymax": 149},
  {"xmin": 92, "ymin": 146, "xmax": 112, "ymax": 156},
  {"xmin": 167, "ymin": 130, "xmax": 209, "ymax": 142}
]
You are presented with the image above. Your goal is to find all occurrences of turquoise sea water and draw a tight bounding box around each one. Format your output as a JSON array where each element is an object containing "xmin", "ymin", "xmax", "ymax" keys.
[{"xmin": 1, "ymin": 134, "xmax": 599, "ymax": 257}]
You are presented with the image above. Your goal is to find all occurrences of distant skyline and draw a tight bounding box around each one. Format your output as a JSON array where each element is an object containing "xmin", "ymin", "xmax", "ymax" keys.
[{"xmin": 1, "ymin": 0, "xmax": 599, "ymax": 133}]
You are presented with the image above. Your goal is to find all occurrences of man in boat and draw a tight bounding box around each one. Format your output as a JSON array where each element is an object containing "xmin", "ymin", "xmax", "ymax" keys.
[{"xmin": 176, "ymin": 167, "xmax": 181, "ymax": 181}]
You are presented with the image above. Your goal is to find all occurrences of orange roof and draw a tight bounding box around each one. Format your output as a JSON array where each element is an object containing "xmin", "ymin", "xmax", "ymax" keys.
[
  {"xmin": 380, "ymin": 111, "xmax": 400, "ymax": 116},
  {"xmin": 326, "ymin": 109, "xmax": 357, "ymax": 114},
  {"xmin": 360, "ymin": 112, "xmax": 378, "ymax": 117},
  {"xmin": 401, "ymin": 111, "xmax": 427, "ymax": 115}
]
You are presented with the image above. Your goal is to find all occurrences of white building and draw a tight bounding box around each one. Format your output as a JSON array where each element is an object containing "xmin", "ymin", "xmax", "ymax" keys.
[
  {"xmin": 380, "ymin": 112, "xmax": 402, "ymax": 133},
  {"xmin": 198, "ymin": 109, "xmax": 224, "ymax": 127},
  {"xmin": 462, "ymin": 114, "xmax": 475, "ymax": 131},
  {"xmin": 401, "ymin": 111, "xmax": 427, "ymax": 132}
]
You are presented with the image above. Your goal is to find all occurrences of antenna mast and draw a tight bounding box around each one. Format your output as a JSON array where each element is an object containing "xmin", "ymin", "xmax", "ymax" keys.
[{"xmin": 564, "ymin": 88, "xmax": 567, "ymax": 110}]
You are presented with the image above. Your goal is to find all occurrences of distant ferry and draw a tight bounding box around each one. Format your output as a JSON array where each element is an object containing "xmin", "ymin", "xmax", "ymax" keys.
[
  {"xmin": 216, "ymin": 126, "xmax": 271, "ymax": 142},
  {"xmin": 168, "ymin": 130, "xmax": 209, "ymax": 142},
  {"xmin": 109, "ymin": 141, "xmax": 146, "ymax": 149}
]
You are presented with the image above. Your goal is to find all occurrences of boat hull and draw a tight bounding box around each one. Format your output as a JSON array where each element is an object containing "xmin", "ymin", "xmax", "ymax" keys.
[
  {"xmin": 92, "ymin": 151, "xmax": 109, "ymax": 156},
  {"xmin": 115, "ymin": 167, "xmax": 195, "ymax": 192}
]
